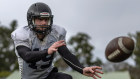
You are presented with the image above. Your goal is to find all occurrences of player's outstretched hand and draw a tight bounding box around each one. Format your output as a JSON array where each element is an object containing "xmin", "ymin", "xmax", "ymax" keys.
[
  {"xmin": 83, "ymin": 66, "xmax": 103, "ymax": 79},
  {"xmin": 48, "ymin": 40, "xmax": 66, "ymax": 54}
]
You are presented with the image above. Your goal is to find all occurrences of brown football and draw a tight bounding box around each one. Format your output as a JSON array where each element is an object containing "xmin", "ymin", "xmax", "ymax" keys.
[{"xmin": 105, "ymin": 36, "xmax": 135, "ymax": 62}]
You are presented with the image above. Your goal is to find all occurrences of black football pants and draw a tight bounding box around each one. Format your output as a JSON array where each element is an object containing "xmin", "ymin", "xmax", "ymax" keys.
[{"xmin": 45, "ymin": 67, "xmax": 73, "ymax": 79}]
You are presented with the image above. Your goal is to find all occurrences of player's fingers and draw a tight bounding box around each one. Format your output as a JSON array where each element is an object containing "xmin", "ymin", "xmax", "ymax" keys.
[
  {"xmin": 52, "ymin": 48, "xmax": 58, "ymax": 52},
  {"xmin": 92, "ymin": 66, "xmax": 102, "ymax": 70},
  {"xmin": 92, "ymin": 75, "xmax": 97, "ymax": 79},
  {"xmin": 55, "ymin": 40, "xmax": 65, "ymax": 44},
  {"xmin": 48, "ymin": 47, "xmax": 58, "ymax": 54},
  {"xmin": 94, "ymin": 73, "xmax": 101, "ymax": 78},
  {"xmin": 58, "ymin": 40, "xmax": 65, "ymax": 43},
  {"xmin": 95, "ymin": 69, "xmax": 103, "ymax": 74},
  {"xmin": 55, "ymin": 43, "xmax": 65, "ymax": 48},
  {"xmin": 89, "ymin": 68, "xmax": 95, "ymax": 74},
  {"xmin": 55, "ymin": 41, "xmax": 66, "ymax": 47}
]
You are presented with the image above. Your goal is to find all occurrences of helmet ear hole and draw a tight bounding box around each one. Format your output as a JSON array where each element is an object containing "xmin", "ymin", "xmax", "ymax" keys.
[
  {"xmin": 32, "ymin": 19, "xmax": 35, "ymax": 25},
  {"xmin": 35, "ymin": 4, "xmax": 37, "ymax": 6}
]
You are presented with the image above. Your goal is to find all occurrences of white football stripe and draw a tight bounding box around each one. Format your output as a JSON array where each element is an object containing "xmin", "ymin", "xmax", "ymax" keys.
[
  {"xmin": 108, "ymin": 49, "xmax": 120, "ymax": 60},
  {"xmin": 118, "ymin": 37, "xmax": 132, "ymax": 54}
]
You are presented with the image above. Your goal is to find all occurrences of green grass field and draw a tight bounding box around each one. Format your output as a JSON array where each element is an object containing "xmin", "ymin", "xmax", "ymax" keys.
[{"xmin": 6, "ymin": 71, "xmax": 130, "ymax": 79}]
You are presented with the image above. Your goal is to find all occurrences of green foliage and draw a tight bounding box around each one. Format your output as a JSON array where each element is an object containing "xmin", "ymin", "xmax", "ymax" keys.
[
  {"xmin": 68, "ymin": 33, "xmax": 93, "ymax": 66},
  {"xmin": 128, "ymin": 32, "xmax": 140, "ymax": 79},
  {"xmin": 68, "ymin": 32, "xmax": 102, "ymax": 66},
  {"xmin": 133, "ymin": 32, "xmax": 140, "ymax": 67},
  {"xmin": 0, "ymin": 71, "xmax": 11, "ymax": 78},
  {"xmin": 0, "ymin": 20, "xmax": 18, "ymax": 72}
]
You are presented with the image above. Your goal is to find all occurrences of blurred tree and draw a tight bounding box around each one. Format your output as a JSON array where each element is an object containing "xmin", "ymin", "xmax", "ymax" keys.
[
  {"xmin": 103, "ymin": 61, "xmax": 131, "ymax": 72},
  {"xmin": 0, "ymin": 20, "xmax": 18, "ymax": 72},
  {"xmin": 133, "ymin": 32, "xmax": 140, "ymax": 67},
  {"xmin": 55, "ymin": 32, "xmax": 102, "ymax": 70},
  {"xmin": 128, "ymin": 32, "xmax": 140, "ymax": 79},
  {"xmin": 68, "ymin": 33, "xmax": 102, "ymax": 66}
]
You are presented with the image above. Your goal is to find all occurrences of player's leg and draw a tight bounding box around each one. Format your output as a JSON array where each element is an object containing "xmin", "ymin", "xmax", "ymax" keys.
[
  {"xmin": 47, "ymin": 72, "xmax": 72, "ymax": 79},
  {"xmin": 46, "ymin": 67, "xmax": 72, "ymax": 79}
]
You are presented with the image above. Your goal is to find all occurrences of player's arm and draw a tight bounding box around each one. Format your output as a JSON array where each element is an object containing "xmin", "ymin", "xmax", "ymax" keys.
[
  {"xmin": 16, "ymin": 45, "xmax": 48, "ymax": 63},
  {"xmin": 58, "ymin": 45, "xmax": 104, "ymax": 79},
  {"xmin": 58, "ymin": 45, "xmax": 84, "ymax": 74},
  {"xmin": 16, "ymin": 40, "xmax": 65, "ymax": 63}
]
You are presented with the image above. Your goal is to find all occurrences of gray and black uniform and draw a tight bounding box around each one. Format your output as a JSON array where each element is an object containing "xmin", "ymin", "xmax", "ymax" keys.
[{"xmin": 11, "ymin": 24, "xmax": 84, "ymax": 79}]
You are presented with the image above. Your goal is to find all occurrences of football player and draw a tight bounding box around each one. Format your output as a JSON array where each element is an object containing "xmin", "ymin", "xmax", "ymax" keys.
[{"xmin": 11, "ymin": 2, "xmax": 103, "ymax": 79}]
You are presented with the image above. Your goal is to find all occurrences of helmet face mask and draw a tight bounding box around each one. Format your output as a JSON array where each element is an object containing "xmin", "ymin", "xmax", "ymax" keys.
[{"xmin": 27, "ymin": 2, "xmax": 53, "ymax": 35}]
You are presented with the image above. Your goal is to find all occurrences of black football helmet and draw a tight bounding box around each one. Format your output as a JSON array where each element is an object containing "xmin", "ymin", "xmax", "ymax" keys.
[{"xmin": 27, "ymin": 2, "xmax": 53, "ymax": 35}]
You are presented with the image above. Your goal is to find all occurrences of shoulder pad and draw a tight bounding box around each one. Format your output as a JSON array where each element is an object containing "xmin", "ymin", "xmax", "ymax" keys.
[
  {"xmin": 52, "ymin": 25, "xmax": 67, "ymax": 36},
  {"xmin": 11, "ymin": 26, "xmax": 30, "ymax": 41}
]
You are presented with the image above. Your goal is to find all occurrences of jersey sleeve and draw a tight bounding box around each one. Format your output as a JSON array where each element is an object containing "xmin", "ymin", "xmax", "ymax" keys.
[
  {"xmin": 11, "ymin": 27, "xmax": 30, "ymax": 48},
  {"xmin": 52, "ymin": 25, "xmax": 67, "ymax": 41},
  {"xmin": 58, "ymin": 27, "xmax": 66, "ymax": 41}
]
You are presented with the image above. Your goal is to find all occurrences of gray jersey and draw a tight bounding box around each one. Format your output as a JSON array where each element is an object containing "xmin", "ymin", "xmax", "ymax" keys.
[{"xmin": 11, "ymin": 25, "xmax": 66, "ymax": 79}]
